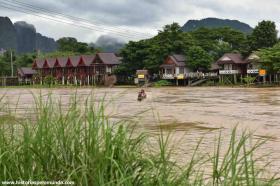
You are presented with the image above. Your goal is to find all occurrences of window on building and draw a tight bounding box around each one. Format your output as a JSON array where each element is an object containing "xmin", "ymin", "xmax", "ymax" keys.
[
  {"xmin": 96, "ymin": 66, "xmax": 105, "ymax": 74},
  {"xmin": 166, "ymin": 68, "xmax": 172, "ymax": 74},
  {"xmin": 179, "ymin": 67, "xmax": 184, "ymax": 74},
  {"xmin": 224, "ymin": 64, "xmax": 232, "ymax": 70}
]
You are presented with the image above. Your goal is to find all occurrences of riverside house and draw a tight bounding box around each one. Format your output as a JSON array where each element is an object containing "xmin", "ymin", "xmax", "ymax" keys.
[
  {"xmin": 160, "ymin": 54, "xmax": 192, "ymax": 85},
  {"xmin": 32, "ymin": 52, "xmax": 121, "ymax": 85},
  {"xmin": 246, "ymin": 53, "xmax": 280, "ymax": 83},
  {"xmin": 246, "ymin": 53, "xmax": 261, "ymax": 75},
  {"xmin": 217, "ymin": 53, "xmax": 248, "ymax": 84}
]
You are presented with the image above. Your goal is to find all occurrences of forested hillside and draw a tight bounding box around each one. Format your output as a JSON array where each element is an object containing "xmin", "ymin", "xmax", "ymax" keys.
[{"xmin": 182, "ymin": 18, "xmax": 253, "ymax": 34}]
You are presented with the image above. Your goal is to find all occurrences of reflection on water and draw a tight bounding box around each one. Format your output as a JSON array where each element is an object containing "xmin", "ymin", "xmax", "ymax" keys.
[{"xmin": 0, "ymin": 87, "xmax": 280, "ymax": 172}]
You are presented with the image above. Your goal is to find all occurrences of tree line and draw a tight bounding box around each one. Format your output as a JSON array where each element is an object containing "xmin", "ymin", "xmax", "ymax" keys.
[
  {"xmin": 116, "ymin": 20, "xmax": 278, "ymax": 76},
  {"xmin": 0, "ymin": 20, "xmax": 278, "ymax": 77}
]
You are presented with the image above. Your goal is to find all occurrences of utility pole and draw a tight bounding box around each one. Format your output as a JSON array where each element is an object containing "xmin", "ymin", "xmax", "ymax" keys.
[{"xmin": 10, "ymin": 49, "xmax": 14, "ymax": 77}]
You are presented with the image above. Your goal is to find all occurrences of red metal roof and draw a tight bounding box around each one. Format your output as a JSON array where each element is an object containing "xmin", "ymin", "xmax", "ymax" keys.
[
  {"xmin": 54, "ymin": 57, "xmax": 68, "ymax": 68},
  {"xmin": 43, "ymin": 58, "xmax": 56, "ymax": 68},
  {"xmin": 32, "ymin": 59, "xmax": 44, "ymax": 69},
  {"xmin": 81, "ymin": 55, "xmax": 95, "ymax": 66},
  {"xmin": 69, "ymin": 56, "xmax": 81, "ymax": 67},
  {"xmin": 33, "ymin": 53, "xmax": 120, "ymax": 69}
]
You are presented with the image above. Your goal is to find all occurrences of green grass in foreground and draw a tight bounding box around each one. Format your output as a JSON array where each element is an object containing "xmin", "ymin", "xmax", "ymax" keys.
[{"xmin": 0, "ymin": 94, "xmax": 279, "ymax": 185}]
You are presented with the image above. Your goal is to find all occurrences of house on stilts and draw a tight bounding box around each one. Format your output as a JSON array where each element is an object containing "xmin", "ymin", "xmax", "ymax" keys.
[
  {"xmin": 160, "ymin": 54, "xmax": 218, "ymax": 86},
  {"xmin": 32, "ymin": 52, "xmax": 121, "ymax": 85},
  {"xmin": 160, "ymin": 54, "xmax": 191, "ymax": 86},
  {"xmin": 216, "ymin": 53, "xmax": 248, "ymax": 84}
]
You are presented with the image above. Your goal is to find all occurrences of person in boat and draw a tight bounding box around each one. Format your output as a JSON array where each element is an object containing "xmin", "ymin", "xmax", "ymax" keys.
[{"xmin": 138, "ymin": 89, "xmax": 147, "ymax": 101}]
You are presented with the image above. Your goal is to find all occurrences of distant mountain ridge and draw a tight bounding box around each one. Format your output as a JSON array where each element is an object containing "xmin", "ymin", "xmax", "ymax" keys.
[
  {"xmin": 182, "ymin": 18, "xmax": 253, "ymax": 33},
  {"xmin": 0, "ymin": 17, "xmax": 57, "ymax": 53}
]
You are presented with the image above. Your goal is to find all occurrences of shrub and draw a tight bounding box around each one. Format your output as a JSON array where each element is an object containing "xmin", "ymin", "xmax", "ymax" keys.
[
  {"xmin": 154, "ymin": 80, "xmax": 172, "ymax": 87},
  {"xmin": 43, "ymin": 75, "xmax": 56, "ymax": 86}
]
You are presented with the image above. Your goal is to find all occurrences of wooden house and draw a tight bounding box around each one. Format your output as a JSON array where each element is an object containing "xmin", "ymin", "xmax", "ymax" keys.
[
  {"xmin": 160, "ymin": 54, "xmax": 192, "ymax": 85},
  {"xmin": 217, "ymin": 53, "xmax": 248, "ymax": 84},
  {"xmin": 32, "ymin": 52, "xmax": 121, "ymax": 85},
  {"xmin": 17, "ymin": 67, "xmax": 37, "ymax": 84},
  {"xmin": 246, "ymin": 53, "xmax": 261, "ymax": 75}
]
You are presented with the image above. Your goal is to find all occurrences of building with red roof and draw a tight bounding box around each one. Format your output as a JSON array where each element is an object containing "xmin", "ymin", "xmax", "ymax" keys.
[{"xmin": 32, "ymin": 52, "xmax": 121, "ymax": 85}]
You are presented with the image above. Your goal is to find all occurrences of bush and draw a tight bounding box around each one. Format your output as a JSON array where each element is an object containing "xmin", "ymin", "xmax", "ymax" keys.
[
  {"xmin": 154, "ymin": 80, "xmax": 172, "ymax": 87},
  {"xmin": 43, "ymin": 75, "xmax": 56, "ymax": 86},
  {"xmin": 242, "ymin": 76, "xmax": 257, "ymax": 86}
]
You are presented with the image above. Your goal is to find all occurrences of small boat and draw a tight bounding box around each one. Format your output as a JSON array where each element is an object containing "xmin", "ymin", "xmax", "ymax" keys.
[{"xmin": 137, "ymin": 89, "xmax": 147, "ymax": 101}]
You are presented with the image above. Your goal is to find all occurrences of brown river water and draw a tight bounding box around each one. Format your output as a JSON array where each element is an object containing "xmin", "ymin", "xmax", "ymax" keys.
[{"xmin": 0, "ymin": 87, "xmax": 280, "ymax": 173}]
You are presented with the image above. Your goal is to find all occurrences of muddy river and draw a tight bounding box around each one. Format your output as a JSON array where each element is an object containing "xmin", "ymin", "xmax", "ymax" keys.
[{"xmin": 1, "ymin": 87, "xmax": 280, "ymax": 172}]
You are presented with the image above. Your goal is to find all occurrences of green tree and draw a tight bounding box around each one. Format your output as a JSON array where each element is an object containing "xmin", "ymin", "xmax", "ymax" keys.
[
  {"xmin": 190, "ymin": 27, "xmax": 247, "ymax": 59},
  {"xmin": 118, "ymin": 23, "xmax": 196, "ymax": 75},
  {"xmin": 249, "ymin": 21, "xmax": 278, "ymax": 51},
  {"xmin": 186, "ymin": 46, "xmax": 213, "ymax": 70},
  {"xmin": 118, "ymin": 23, "xmax": 249, "ymax": 76},
  {"xmin": 258, "ymin": 42, "xmax": 280, "ymax": 73},
  {"xmin": 15, "ymin": 53, "xmax": 36, "ymax": 68},
  {"xmin": 116, "ymin": 40, "xmax": 150, "ymax": 75},
  {"xmin": 57, "ymin": 37, "xmax": 97, "ymax": 54},
  {"xmin": 0, "ymin": 50, "xmax": 16, "ymax": 76}
]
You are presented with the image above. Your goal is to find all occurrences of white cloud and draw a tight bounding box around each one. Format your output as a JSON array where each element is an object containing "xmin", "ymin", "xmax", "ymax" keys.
[{"xmin": 0, "ymin": 0, "xmax": 279, "ymax": 42}]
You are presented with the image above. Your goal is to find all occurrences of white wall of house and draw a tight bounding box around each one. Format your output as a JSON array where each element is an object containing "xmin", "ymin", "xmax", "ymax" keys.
[
  {"xmin": 175, "ymin": 67, "xmax": 192, "ymax": 74},
  {"xmin": 175, "ymin": 67, "xmax": 180, "ymax": 74},
  {"xmin": 164, "ymin": 67, "xmax": 191, "ymax": 75},
  {"xmin": 106, "ymin": 66, "xmax": 112, "ymax": 73}
]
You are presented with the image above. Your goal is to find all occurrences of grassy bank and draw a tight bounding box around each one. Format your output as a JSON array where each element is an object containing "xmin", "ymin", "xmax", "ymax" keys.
[{"xmin": 0, "ymin": 94, "xmax": 278, "ymax": 185}]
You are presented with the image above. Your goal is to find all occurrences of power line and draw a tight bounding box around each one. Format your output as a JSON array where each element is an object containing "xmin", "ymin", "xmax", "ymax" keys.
[
  {"xmin": 5, "ymin": 0, "xmax": 152, "ymax": 38},
  {"xmin": 0, "ymin": 1, "xmax": 146, "ymax": 39},
  {"xmin": 2, "ymin": 1, "xmax": 153, "ymax": 39},
  {"xmin": 0, "ymin": 1, "xmax": 152, "ymax": 40},
  {"xmin": 0, "ymin": 3, "xmax": 130, "ymax": 39}
]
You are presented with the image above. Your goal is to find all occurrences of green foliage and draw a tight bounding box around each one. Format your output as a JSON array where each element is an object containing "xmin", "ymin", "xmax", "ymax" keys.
[
  {"xmin": 154, "ymin": 80, "xmax": 172, "ymax": 87},
  {"xmin": 242, "ymin": 76, "xmax": 257, "ymax": 86},
  {"xmin": 258, "ymin": 42, "xmax": 280, "ymax": 73},
  {"xmin": 0, "ymin": 56, "xmax": 10, "ymax": 76},
  {"xmin": 249, "ymin": 21, "xmax": 278, "ymax": 51},
  {"xmin": 143, "ymin": 23, "xmax": 195, "ymax": 73},
  {"xmin": 190, "ymin": 27, "xmax": 247, "ymax": 59},
  {"xmin": 0, "ymin": 50, "xmax": 16, "ymax": 76},
  {"xmin": 182, "ymin": 18, "xmax": 253, "ymax": 34},
  {"xmin": 118, "ymin": 23, "xmax": 247, "ymax": 76},
  {"xmin": 37, "ymin": 51, "xmax": 76, "ymax": 59},
  {"xmin": 57, "ymin": 37, "xmax": 97, "ymax": 54},
  {"xmin": 116, "ymin": 40, "xmax": 150, "ymax": 75},
  {"xmin": 118, "ymin": 23, "xmax": 196, "ymax": 75},
  {"xmin": 186, "ymin": 46, "xmax": 213, "ymax": 70},
  {"xmin": 43, "ymin": 75, "xmax": 56, "ymax": 86},
  {"xmin": 14, "ymin": 53, "xmax": 36, "ymax": 67}
]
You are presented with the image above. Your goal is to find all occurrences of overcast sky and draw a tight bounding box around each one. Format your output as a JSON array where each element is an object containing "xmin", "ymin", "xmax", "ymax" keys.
[{"xmin": 0, "ymin": 0, "xmax": 279, "ymax": 43}]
